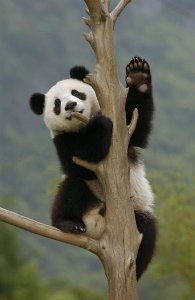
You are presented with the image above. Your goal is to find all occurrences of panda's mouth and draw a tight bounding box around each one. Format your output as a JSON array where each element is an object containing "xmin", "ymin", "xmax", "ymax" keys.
[{"xmin": 65, "ymin": 109, "xmax": 84, "ymax": 121}]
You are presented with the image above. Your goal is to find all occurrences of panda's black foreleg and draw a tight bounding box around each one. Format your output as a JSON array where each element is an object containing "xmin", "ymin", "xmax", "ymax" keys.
[
  {"xmin": 125, "ymin": 57, "xmax": 154, "ymax": 149},
  {"xmin": 75, "ymin": 114, "xmax": 113, "ymax": 162},
  {"xmin": 135, "ymin": 210, "xmax": 157, "ymax": 280},
  {"xmin": 51, "ymin": 176, "xmax": 101, "ymax": 234}
]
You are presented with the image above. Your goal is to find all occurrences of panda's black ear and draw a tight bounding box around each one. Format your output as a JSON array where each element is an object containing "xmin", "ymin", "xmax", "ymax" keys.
[
  {"xmin": 70, "ymin": 66, "xmax": 90, "ymax": 81},
  {"xmin": 30, "ymin": 93, "xmax": 45, "ymax": 115}
]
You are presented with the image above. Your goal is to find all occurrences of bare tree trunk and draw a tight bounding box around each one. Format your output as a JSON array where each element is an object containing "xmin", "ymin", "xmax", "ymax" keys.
[
  {"xmin": 75, "ymin": 1, "xmax": 142, "ymax": 299},
  {"xmin": 0, "ymin": 1, "xmax": 142, "ymax": 299}
]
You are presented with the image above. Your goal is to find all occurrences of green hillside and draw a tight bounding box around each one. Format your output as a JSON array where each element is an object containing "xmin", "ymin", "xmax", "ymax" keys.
[{"xmin": 0, "ymin": 0, "xmax": 195, "ymax": 299}]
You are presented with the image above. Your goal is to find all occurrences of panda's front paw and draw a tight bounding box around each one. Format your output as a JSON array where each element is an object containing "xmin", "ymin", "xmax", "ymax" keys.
[
  {"xmin": 126, "ymin": 57, "xmax": 151, "ymax": 93},
  {"xmin": 87, "ymin": 114, "xmax": 113, "ymax": 145}
]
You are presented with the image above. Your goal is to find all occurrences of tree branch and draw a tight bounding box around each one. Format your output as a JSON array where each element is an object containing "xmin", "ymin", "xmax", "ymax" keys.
[
  {"xmin": 0, "ymin": 207, "xmax": 99, "ymax": 254},
  {"xmin": 127, "ymin": 108, "xmax": 139, "ymax": 140},
  {"xmin": 111, "ymin": 0, "xmax": 132, "ymax": 26},
  {"xmin": 72, "ymin": 156, "xmax": 98, "ymax": 173},
  {"xmin": 84, "ymin": 0, "xmax": 106, "ymax": 24},
  {"xmin": 71, "ymin": 112, "xmax": 89, "ymax": 124}
]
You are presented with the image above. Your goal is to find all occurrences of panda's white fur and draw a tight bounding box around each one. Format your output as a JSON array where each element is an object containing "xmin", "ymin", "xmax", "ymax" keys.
[
  {"xmin": 44, "ymin": 79, "xmax": 100, "ymax": 137},
  {"xmin": 130, "ymin": 162, "xmax": 154, "ymax": 213},
  {"xmin": 82, "ymin": 201, "xmax": 106, "ymax": 239}
]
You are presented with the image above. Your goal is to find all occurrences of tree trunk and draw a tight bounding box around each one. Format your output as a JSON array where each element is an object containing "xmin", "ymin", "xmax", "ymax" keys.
[{"xmin": 80, "ymin": 1, "xmax": 142, "ymax": 299}]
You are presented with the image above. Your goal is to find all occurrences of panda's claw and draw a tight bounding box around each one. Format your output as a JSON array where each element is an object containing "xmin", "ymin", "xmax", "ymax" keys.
[
  {"xmin": 129, "ymin": 63, "xmax": 134, "ymax": 71},
  {"xmin": 72, "ymin": 224, "xmax": 86, "ymax": 234},
  {"xmin": 143, "ymin": 62, "xmax": 149, "ymax": 71},
  {"xmin": 138, "ymin": 61, "xmax": 142, "ymax": 68}
]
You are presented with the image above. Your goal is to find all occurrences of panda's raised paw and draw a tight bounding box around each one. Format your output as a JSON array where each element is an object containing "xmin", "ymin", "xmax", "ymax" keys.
[
  {"xmin": 126, "ymin": 57, "xmax": 150, "ymax": 74},
  {"xmin": 126, "ymin": 56, "xmax": 151, "ymax": 93}
]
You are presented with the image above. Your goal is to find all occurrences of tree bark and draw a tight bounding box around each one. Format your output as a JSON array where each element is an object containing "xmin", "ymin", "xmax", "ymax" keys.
[{"xmin": 79, "ymin": 1, "xmax": 142, "ymax": 299}]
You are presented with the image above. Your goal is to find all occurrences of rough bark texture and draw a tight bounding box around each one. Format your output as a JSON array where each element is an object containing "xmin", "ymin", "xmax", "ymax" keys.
[{"xmin": 80, "ymin": 1, "xmax": 142, "ymax": 299}]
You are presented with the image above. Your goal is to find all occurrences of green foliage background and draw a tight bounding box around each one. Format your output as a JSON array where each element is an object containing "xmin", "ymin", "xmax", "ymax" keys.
[{"xmin": 0, "ymin": 0, "xmax": 195, "ymax": 299}]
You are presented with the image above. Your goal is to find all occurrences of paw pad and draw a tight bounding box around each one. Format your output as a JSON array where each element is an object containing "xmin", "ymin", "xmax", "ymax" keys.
[
  {"xmin": 126, "ymin": 56, "xmax": 151, "ymax": 93},
  {"xmin": 126, "ymin": 56, "xmax": 150, "ymax": 75}
]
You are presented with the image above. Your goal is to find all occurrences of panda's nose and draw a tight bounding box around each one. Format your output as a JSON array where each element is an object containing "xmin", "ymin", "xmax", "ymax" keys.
[{"xmin": 65, "ymin": 101, "xmax": 77, "ymax": 111}]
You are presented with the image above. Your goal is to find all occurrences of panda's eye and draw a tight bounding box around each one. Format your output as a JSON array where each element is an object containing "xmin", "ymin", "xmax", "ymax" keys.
[
  {"xmin": 53, "ymin": 98, "xmax": 61, "ymax": 115},
  {"xmin": 71, "ymin": 90, "xmax": 79, "ymax": 97},
  {"xmin": 71, "ymin": 89, "xmax": 86, "ymax": 101}
]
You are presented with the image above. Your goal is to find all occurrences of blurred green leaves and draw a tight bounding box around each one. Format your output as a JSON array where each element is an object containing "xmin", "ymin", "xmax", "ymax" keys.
[{"xmin": 0, "ymin": 220, "xmax": 48, "ymax": 300}]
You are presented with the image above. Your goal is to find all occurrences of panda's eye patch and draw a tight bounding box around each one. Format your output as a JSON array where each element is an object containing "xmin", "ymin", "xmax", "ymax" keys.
[
  {"xmin": 53, "ymin": 98, "xmax": 61, "ymax": 115},
  {"xmin": 71, "ymin": 89, "xmax": 86, "ymax": 101}
]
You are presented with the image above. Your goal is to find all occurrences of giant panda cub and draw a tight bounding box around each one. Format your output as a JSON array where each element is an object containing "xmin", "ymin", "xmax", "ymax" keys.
[{"xmin": 30, "ymin": 56, "xmax": 156, "ymax": 279}]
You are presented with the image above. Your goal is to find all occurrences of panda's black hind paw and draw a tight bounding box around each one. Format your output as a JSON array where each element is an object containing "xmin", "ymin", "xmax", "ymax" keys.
[
  {"xmin": 72, "ymin": 222, "xmax": 86, "ymax": 234},
  {"xmin": 53, "ymin": 219, "xmax": 86, "ymax": 234},
  {"xmin": 126, "ymin": 56, "xmax": 151, "ymax": 93}
]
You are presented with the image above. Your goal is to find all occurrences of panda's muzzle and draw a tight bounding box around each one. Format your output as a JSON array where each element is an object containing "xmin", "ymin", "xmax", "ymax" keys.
[
  {"xmin": 65, "ymin": 101, "xmax": 84, "ymax": 121},
  {"xmin": 65, "ymin": 101, "xmax": 77, "ymax": 111}
]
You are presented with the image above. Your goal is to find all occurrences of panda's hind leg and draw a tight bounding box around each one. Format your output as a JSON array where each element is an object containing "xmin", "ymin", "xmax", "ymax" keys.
[
  {"xmin": 51, "ymin": 176, "xmax": 104, "ymax": 236},
  {"xmin": 52, "ymin": 218, "xmax": 86, "ymax": 234},
  {"xmin": 125, "ymin": 57, "xmax": 154, "ymax": 148},
  {"xmin": 135, "ymin": 210, "xmax": 157, "ymax": 280}
]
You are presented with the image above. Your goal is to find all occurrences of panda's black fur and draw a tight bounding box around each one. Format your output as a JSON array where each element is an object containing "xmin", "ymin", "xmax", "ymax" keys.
[
  {"xmin": 53, "ymin": 114, "xmax": 112, "ymax": 180},
  {"xmin": 30, "ymin": 56, "xmax": 156, "ymax": 279}
]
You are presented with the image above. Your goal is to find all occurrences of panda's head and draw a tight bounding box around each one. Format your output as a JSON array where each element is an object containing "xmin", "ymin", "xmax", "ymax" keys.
[{"xmin": 30, "ymin": 66, "xmax": 100, "ymax": 136}]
